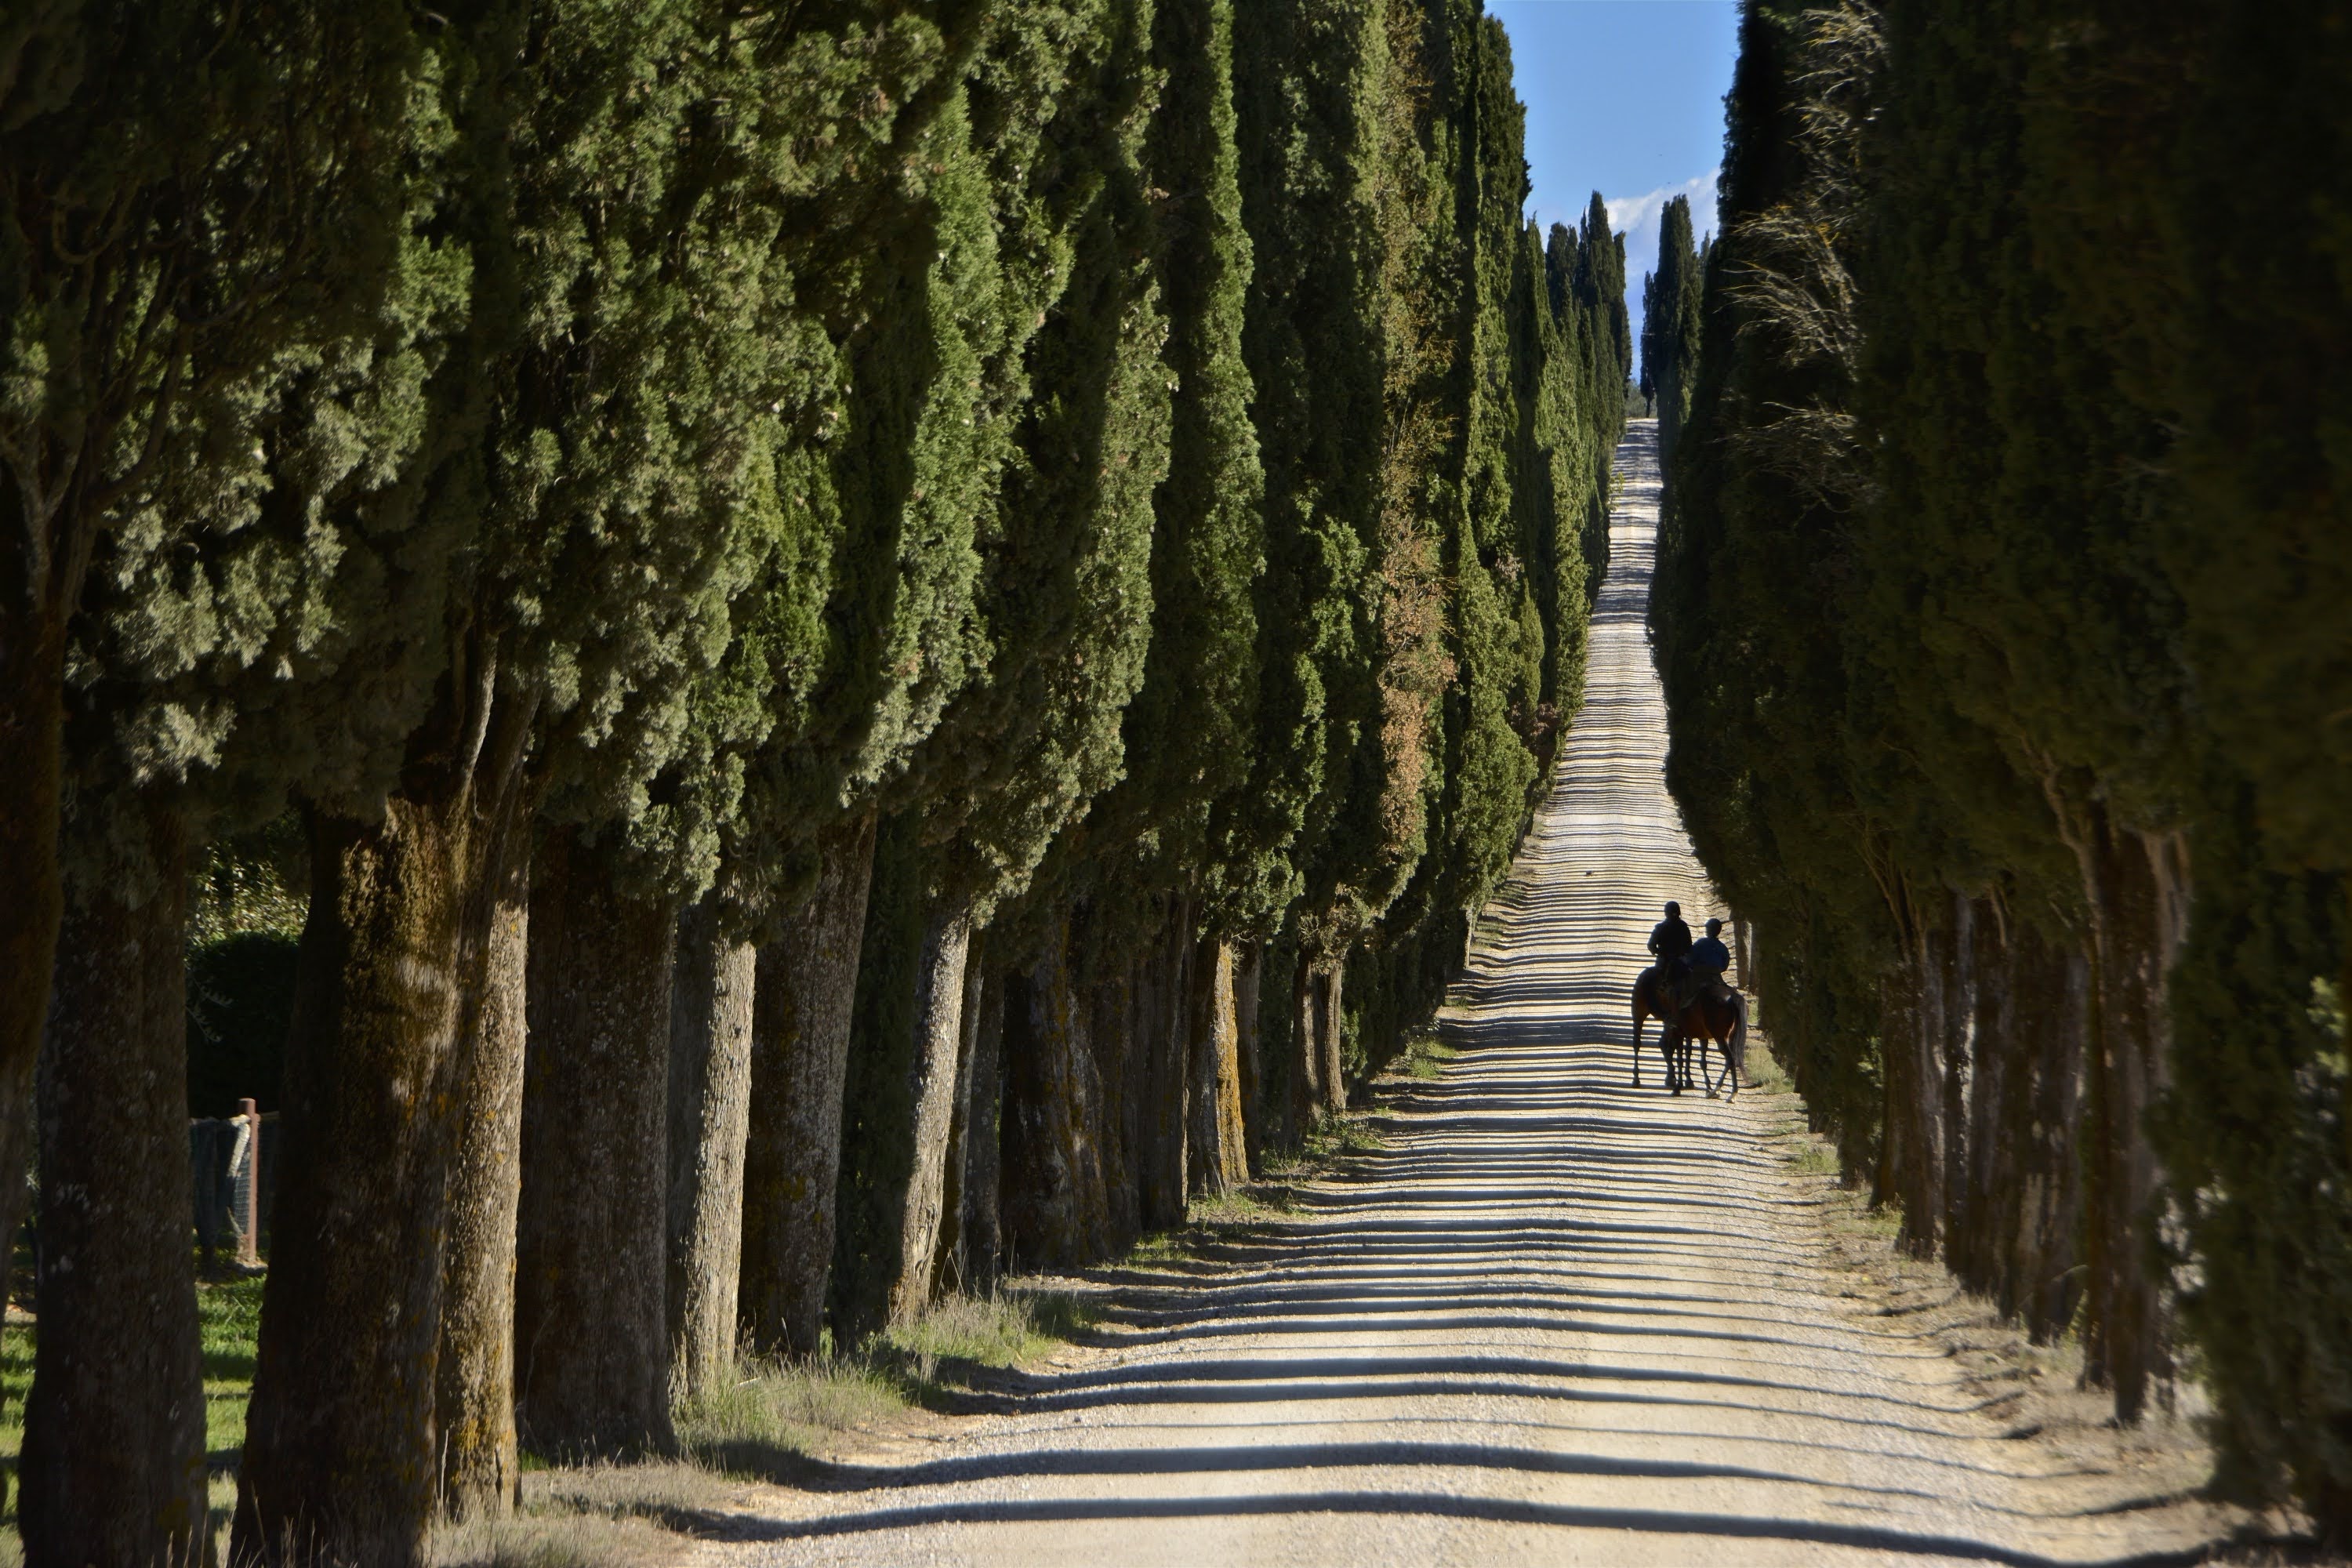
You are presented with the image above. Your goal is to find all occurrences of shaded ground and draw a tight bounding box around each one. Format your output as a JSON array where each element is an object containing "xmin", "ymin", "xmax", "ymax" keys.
[{"xmin": 673, "ymin": 421, "xmax": 2256, "ymax": 1567}]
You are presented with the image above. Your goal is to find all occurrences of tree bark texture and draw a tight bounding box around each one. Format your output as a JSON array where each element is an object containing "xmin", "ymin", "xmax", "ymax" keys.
[
  {"xmin": 21, "ymin": 808, "xmax": 205, "ymax": 1567},
  {"xmin": 739, "ymin": 810, "xmax": 876, "ymax": 1356},
  {"xmin": 1315, "ymin": 959, "xmax": 1347, "ymax": 1116},
  {"xmin": 1187, "ymin": 939, "xmax": 1250, "ymax": 1197},
  {"xmin": 1232, "ymin": 941, "xmax": 1263, "ymax": 1168},
  {"xmin": 1089, "ymin": 916, "xmax": 1144, "ymax": 1252},
  {"xmin": 1138, "ymin": 899, "xmax": 1195, "ymax": 1231},
  {"xmin": 1290, "ymin": 952, "xmax": 1323, "ymax": 1134},
  {"xmin": 884, "ymin": 901, "xmax": 974, "ymax": 1327},
  {"xmin": 1000, "ymin": 913, "xmax": 1115, "ymax": 1270},
  {"xmin": 665, "ymin": 898, "xmax": 757, "ymax": 1398},
  {"xmin": 958, "ymin": 956, "xmax": 1007, "ymax": 1294},
  {"xmin": 1875, "ymin": 916, "xmax": 1946, "ymax": 1259},
  {"xmin": 234, "ymin": 668, "xmax": 537, "ymax": 1566},
  {"xmin": 1954, "ymin": 910, "xmax": 2085, "ymax": 1342},
  {"xmin": 234, "ymin": 800, "xmax": 481, "ymax": 1567},
  {"xmin": 514, "ymin": 829, "xmax": 678, "ymax": 1457},
  {"xmin": 434, "ymin": 839, "xmax": 531, "ymax": 1520},
  {"xmin": 0, "ymin": 608, "xmax": 67, "ymax": 1372},
  {"xmin": 937, "ymin": 938, "xmax": 989, "ymax": 1295},
  {"xmin": 2074, "ymin": 813, "xmax": 2183, "ymax": 1421}
]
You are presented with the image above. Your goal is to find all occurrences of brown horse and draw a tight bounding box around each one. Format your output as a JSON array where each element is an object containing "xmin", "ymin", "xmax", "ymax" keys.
[{"xmin": 1630, "ymin": 965, "xmax": 1747, "ymax": 1098}]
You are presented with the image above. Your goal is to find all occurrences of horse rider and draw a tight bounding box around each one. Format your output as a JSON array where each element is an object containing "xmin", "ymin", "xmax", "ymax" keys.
[
  {"xmin": 1648, "ymin": 901, "xmax": 1693, "ymax": 1007},
  {"xmin": 1688, "ymin": 918, "xmax": 1734, "ymax": 1006},
  {"xmin": 1687, "ymin": 916, "xmax": 1744, "ymax": 1083}
]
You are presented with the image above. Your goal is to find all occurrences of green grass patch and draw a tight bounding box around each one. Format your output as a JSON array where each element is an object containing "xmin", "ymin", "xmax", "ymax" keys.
[
  {"xmin": 1394, "ymin": 1032, "xmax": 1458, "ymax": 1082},
  {"xmin": 675, "ymin": 1287, "xmax": 1096, "ymax": 1473},
  {"xmin": 2, "ymin": 1268, "xmax": 263, "ymax": 1553},
  {"xmin": 1259, "ymin": 1109, "xmax": 1385, "ymax": 1178}
]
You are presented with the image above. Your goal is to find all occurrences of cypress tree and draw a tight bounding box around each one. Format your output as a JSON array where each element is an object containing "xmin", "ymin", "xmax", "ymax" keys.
[
  {"xmin": 1651, "ymin": 194, "xmax": 1703, "ymax": 461},
  {"xmin": 0, "ymin": 31, "xmax": 426, "ymax": 1541},
  {"xmin": 829, "ymin": 0, "xmax": 1176, "ymax": 1337},
  {"xmin": 5, "ymin": 9, "xmax": 451, "ymax": 1555},
  {"xmin": 225, "ymin": 0, "xmax": 798, "ymax": 1546}
]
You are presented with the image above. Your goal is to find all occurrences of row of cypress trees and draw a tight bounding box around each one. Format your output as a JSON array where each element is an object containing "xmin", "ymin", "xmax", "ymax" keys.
[
  {"xmin": 1650, "ymin": 0, "xmax": 2351, "ymax": 1534},
  {"xmin": 1, "ymin": 1, "xmax": 1628, "ymax": 1560}
]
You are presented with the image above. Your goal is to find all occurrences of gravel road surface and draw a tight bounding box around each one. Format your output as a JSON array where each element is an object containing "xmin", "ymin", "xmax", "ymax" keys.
[{"xmin": 695, "ymin": 422, "xmax": 2228, "ymax": 1567}]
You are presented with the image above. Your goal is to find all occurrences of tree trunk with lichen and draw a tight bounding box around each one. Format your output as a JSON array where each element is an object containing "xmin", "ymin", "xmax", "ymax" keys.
[
  {"xmin": 234, "ymin": 800, "xmax": 481, "ymax": 1567},
  {"xmin": 739, "ymin": 810, "xmax": 877, "ymax": 1356},
  {"xmin": 1188, "ymin": 938, "xmax": 1250, "ymax": 1196},
  {"xmin": 666, "ymin": 898, "xmax": 757, "ymax": 1397},
  {"xmin": 514, "ymin": 829, "xmax": 677, "ymax": 1457},
  {"xmin": 20, "ymin": 804, "xmax": 205, "ymax": 1567},
  {"xmin": 884, "ymin": 901, "xmax": 974, "ymax": 1326},
  {"xmin": 435, "ymin": 838, "xmax": 531, "ymax": 1519}
]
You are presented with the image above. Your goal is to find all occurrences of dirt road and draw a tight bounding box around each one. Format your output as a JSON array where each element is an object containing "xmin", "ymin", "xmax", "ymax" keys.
[{"xmin": 697, "ymin": 422, "xmax": 2230, "ymax": 1566}]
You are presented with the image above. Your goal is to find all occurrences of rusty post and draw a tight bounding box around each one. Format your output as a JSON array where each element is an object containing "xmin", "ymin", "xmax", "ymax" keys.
[{"xmin": 238, "ymin": 1097, "xmax": 262, "ymax": 1268}]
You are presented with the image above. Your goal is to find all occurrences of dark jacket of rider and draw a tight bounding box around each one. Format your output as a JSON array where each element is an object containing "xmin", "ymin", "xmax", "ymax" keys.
[
  {"xmin": 1649, "ymin": 916, "xmax": 1692, "ymax": 966},
  {"xmin": 1689, "ymin": 935, "xmax": 1730, "ymax": 977}
]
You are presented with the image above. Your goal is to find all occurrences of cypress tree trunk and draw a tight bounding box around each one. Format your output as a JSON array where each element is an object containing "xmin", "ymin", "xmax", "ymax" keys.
[
  {"xmin": 1316, "ymin": 959, "xmax": 1347, "ymax": 1116},
  {"xmin": 666, "ymin": 898, "xmax": 757, "ymax": 1397},
  {"xmin": 1001, "ymin": 914, "xmax": 1113, "ymax": 1269},
  {"xmin": 1953, "ymin": 899, "xmax": 2005, "ymax": 1300},
  {"xmin": 234, "ymin": 800, "xmax": 480, "ymax": 1567},
  {"xmin": 20, "ymin": 807, "xmax": 204, "ymax": 1567},
  {"xmin": 1938, "ymin": 894, "xmax": 1974, "ymax": 1272},
  {"xmin": 1232, "ymin": 941, "xmax": 1263, "ymax": 1167},
  {"xmin": 884, "ymin": 900, "xmax": 974, "ymax": 1326},
  {"xmin": 1138, "ymin": 900, "xmax": 1194, "ymax": 1230},
  {"xmin": 514, "ymin": 829, "xmax": 677, "ymax": 1457},
  {"xmin": 1092, "ymin": 922, "xmax": 1145, "ymax": 1251},
  {"xmin": 1875, "ymin": 939, "xmax": 1941, "ymax": 1256},
  {"xmin": 938, "ymin": 941, "xmax": 989, "ymax": 1294},
  {"xmin": 1290, "ymin": 950, "xmax": 1323, "ymax": 1134},
  {"xmin": 435, "ymin": 840, "xmax": 532, "ymax": 1519},
  {"xmin": 739, "ymin": 809, "xmax": 876, "ymax": 1356},
  {"xmin": 2075, "ymin": 813, "xmax": 2182, "ymax": 1421},
  {"xmin": 0, "ymin": 610, "xmax": 66, "ymax": 1346},
  {"xmin": 958, "ymin": 960, "xmax": 1007, "ymax": 1294},
  {"xmin": 1187, "ymin": 939, "xmax": 1250, "ymax": 1196}
]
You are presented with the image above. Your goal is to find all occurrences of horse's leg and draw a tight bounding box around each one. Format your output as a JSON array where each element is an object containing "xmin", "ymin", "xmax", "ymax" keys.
[{"xmin": 1632, "ymin": 1004, "xmax": 1645, "ymax": 1087}]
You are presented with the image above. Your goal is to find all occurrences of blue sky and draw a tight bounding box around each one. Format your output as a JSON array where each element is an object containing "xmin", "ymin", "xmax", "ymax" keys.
[{"xmin": 1489, "ymin": 1, "xmax": 1742, "ymax": 356}]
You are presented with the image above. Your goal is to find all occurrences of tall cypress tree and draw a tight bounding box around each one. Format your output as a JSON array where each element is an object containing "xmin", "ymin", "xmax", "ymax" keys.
[
  {"xmin": 0, "ymin": 29, "xmax": 427, "ymax": 1512},
  {"xmin": 829, "ymin": 0, "xmax": 1176, "ymax": 1338},
  {"xmin": 1651, "ymin": 193, "xmax": 1704, "ymax": 461}
]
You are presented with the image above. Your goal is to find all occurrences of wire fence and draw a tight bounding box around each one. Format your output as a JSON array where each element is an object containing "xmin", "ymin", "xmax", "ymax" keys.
[{"xmin": 191, "ymin": 1099, "xmax": 279, "ymax": 1269}]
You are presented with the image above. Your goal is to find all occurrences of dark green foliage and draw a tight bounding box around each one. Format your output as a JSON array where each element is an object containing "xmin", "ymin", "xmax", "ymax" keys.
[
  {"xmin": 1068, "ymin": 0, "xmax": 1269, "ymax": 931},
  {"xmin": 20, "ymin": 0, "xmax": 1621, "ymax": 1522},
  {"xmin": 185, "ymin": 934, "xmax": 299, "ymax": 1117},
  {"xmin": 1654, "ymin": 0, "xmax": 2352, "ymax": 1519},
  {"xmin": 1645, "ymin": 195, "xmax": 1704, "ymax": 461}
]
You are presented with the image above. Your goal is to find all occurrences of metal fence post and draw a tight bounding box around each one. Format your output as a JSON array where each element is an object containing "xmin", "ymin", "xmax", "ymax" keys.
[{"xmin": 238, "ymin": 1097, "xmax": 262, "ymax": 1269}]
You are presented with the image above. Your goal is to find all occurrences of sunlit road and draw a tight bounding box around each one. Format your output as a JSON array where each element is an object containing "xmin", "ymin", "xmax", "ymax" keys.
[{"xmin": 696, "ymin": 421, "xmax": 2224, "ymax": 1567}]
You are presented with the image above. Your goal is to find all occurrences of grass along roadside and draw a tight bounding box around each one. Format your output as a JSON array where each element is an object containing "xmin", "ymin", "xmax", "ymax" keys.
[{"xmin": 0, "ymin": 1277, "xmax": 1096, "ymax": 1568}]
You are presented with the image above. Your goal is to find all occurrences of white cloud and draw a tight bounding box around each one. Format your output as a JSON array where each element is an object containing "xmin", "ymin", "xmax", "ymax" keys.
[{"xmin": 1610, "ymin": 169, "xmax": 1721, "ymax": 300}]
